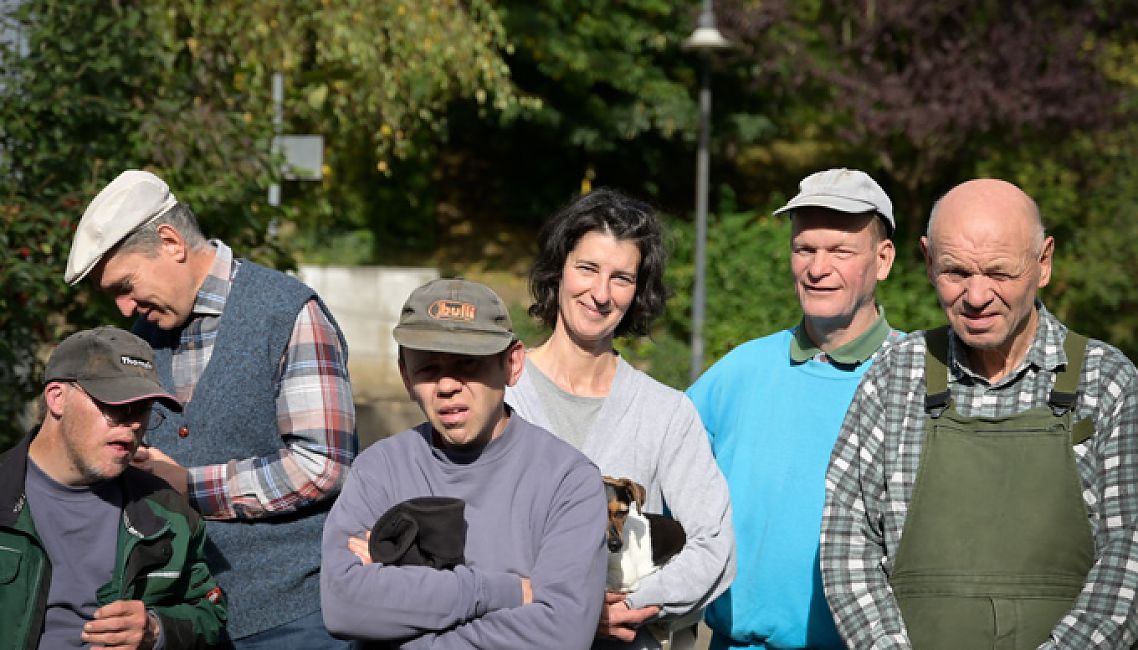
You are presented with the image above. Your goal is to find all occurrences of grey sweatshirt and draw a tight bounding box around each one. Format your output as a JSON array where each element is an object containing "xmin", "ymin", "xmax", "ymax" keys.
[
  {"xmin": 506, "ymin": 357, "xmax": 736, "ymax": 648},
  {"xmin": 320, "ymin": 413, "xmax": 607, "ymax": 649}
]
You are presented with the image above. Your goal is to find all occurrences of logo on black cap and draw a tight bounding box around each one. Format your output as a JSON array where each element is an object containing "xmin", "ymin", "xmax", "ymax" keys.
[{"xmin": 120, "ymin": 355, "xmax": 153, "ymax": 369}]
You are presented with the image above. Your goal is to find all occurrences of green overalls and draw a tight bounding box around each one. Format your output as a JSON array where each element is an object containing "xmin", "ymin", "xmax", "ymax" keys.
[{"xmin": 889, "ymin": 326, "xmax": 1096, "ymax": 650}]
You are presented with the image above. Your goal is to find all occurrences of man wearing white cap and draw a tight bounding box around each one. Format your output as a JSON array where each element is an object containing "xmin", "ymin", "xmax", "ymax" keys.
[
  {"xmin": 0, "ymin": 326, "xmax": 227, "ymax": 649},
  {"xmin": 687, "ymin": 168, "xmax": 899, "ymax": 649},
  {"xmin": 66, "ymin": 170, "xmax": 357, "ymax": 648}
]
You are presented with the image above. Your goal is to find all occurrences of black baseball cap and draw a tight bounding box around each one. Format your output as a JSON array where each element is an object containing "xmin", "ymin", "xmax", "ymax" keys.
[{"xmin": 45, "ymin": 327, "xmax": 182, "ymax": 411}]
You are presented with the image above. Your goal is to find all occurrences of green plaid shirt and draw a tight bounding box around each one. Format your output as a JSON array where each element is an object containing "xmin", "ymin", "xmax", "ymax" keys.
[{"xmin": 821, "ymin": 303, "xmax": 1138, "ymax": 648}]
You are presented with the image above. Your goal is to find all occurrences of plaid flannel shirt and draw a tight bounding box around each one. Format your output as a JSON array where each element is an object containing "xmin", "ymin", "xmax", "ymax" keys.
[
  {"xmin": 172, "ymin": 241, "xmax": 356, "ymax": 520},
  {"xmin": 821, "ymin": 303, "xmax": 1138, "ymax": 648}
]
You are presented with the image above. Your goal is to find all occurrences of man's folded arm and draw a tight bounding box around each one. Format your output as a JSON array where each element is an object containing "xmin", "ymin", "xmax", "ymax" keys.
[{"xmin": 398, "ymin": 462, "xmax": 609, "ymax": 649}]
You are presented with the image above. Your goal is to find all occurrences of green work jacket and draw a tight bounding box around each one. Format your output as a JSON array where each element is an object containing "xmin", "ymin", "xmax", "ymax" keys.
[{"xmin": 0, "ymin": 431, "xmax": 227, "ymax": 650}]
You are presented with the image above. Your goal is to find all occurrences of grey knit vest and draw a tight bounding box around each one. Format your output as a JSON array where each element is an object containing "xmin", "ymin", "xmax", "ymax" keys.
[{"xmin": 137, "ymin": 261, "xmax": 347, "ymax": 639}]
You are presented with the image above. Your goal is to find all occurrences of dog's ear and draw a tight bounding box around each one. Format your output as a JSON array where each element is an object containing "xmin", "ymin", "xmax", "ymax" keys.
[
  {"xmin": 602, "ymin": 476, "xmax": 647, "ymax": 510},
  {"xmin": 629, "ymin": 480, "xmax": 646, "ymax": 510}
]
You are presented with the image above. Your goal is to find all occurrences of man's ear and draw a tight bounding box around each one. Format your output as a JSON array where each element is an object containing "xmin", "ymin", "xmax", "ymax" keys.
[
  {"xmin": 156, "ymin": 224, "xmax": 188, "ymax": 263},
  {"xmin": 1037, "ymin": 236, "xmax": 1055, "ymax": 289},
  {"xmin": 503, "ymin": 340, "xmax": 526, "ymax": 387},
  {"xmin": 920, "ymin": 236, "xmax": 935, "ymax": 285},
  {"xmin": 875, "ymin": 237, "xmax": 896, "ymax": 282},
  {"xmin": 43, "ymin": 382, "xmax": 68, "ymax": 419}
]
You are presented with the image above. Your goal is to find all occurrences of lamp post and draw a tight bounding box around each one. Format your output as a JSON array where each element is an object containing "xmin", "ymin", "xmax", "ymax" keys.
[{"xmin": 683, "ymin": 0, "xmax": 730, "ymax": 384}]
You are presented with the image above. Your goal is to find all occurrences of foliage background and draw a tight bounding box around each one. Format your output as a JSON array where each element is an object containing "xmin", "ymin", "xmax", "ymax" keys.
[{"xmin": 4, "ymin": 0, "xmax": 1138, "ymax": 447}]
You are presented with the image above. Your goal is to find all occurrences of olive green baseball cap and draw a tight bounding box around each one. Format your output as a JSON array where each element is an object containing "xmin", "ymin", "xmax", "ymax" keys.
[{"xmin": 393, "ymin": 279, "xmax": 515, "ymax": 356}]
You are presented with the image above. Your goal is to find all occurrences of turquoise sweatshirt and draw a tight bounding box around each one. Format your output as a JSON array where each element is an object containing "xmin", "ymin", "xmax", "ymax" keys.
[{"xmin": 688, "ymin": 326, "xmax": 894, "ymax": 650}]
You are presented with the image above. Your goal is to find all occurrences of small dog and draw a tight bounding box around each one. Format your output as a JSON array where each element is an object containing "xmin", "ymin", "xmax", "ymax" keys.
[{"xmin": 602, "ymin": 476, "xmax": 686, "ymax": 593}]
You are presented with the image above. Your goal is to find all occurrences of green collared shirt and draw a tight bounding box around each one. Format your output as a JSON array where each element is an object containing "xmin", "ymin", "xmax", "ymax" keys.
[{"xmin": 789, "ymin": 309, "xmax": 894, "ymax": 365}]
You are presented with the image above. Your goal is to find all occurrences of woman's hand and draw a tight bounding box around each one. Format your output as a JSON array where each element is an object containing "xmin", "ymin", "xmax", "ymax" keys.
[{"xmin": 596, "ymin": 591, "xmax": 659, "ymax": 641}]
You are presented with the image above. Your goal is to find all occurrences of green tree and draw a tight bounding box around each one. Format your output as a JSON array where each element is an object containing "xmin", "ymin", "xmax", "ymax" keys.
[
  {"xmin": 435, "ymin": 0, "xmax": 716, "ymax": 225},
  {"xmin": 0, "ymin": 0, "xmax": 273, "ymax": 447},
  {"xmin": 167, "ymin": 0, "xmax": 525, "ymax": 263}
]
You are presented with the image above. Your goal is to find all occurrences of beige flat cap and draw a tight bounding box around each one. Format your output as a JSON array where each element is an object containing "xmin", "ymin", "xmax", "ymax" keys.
[{"xmin": 65, "ymin": 170, "xmax": 178, "ymax": 285}]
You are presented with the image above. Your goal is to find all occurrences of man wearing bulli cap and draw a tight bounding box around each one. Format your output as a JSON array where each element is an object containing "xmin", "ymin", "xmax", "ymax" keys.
[
  {"xmin": 65, "ymin": 170, "xmax": 356, "ymax": 647},
  {"xmin": 321, "ymin": 278, "xmax": 608, "ymax": 648},
  {"xmin": 687, "ymin": 168, "xmax": 901, "ymax": 649},
  {"xmin": 0, "ymin": 327, "xmax": 227, "ymax": 649}
]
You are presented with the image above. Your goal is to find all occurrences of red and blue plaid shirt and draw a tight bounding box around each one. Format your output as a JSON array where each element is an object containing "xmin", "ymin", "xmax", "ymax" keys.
[{"xmin": 176, "ymin": 242, "xmax": 356, "ymax": 520}]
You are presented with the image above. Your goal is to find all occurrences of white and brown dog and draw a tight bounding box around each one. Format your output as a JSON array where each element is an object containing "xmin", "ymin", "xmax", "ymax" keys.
[{"xmin": 602, "ymin": 476, "xmax": 686, "ymax": 593}]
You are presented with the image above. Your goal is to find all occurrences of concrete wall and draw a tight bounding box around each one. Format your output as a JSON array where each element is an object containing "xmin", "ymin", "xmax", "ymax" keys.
[{"xmin": 299, "ymin": 265, "xmax": 438, "ymax": 448}]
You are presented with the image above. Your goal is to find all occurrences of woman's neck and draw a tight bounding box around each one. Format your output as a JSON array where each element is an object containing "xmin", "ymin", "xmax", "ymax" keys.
[{"xmin": 528, "ymin": 327, "xmax": 618, "ymax": 397}]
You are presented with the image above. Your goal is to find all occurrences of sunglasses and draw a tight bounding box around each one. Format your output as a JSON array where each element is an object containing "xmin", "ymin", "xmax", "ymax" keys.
[{"xmin": 72, "ymin": 383, "xmax": 166, "ymax": 432}]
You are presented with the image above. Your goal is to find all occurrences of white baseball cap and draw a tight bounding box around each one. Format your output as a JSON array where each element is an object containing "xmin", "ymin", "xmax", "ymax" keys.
[
  {"xmin": 65, "ymin": 170, "xmax": 178, "ymax": 285},
  {"xmin": 773, "ymin": 168, "xmax": 895, "ymax": 236}
]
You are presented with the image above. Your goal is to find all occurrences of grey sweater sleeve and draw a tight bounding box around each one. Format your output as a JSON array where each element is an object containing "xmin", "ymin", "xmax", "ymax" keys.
[
  {"xmin": 400, "ymin": 460, "xmax": 609, "ymax": 649},
  {"xmin": 320, "ymin": 456, "xmax": 524, "ymax": 640},
  {"xmin": 619, "ymin": 389, "xmax": 736, "ymax": 618}
]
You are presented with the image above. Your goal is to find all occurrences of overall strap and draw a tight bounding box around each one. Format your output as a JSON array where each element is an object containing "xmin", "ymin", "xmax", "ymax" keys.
[
  {"xmin": 1048, "ymin": 330, "xmax": 1095, "ymax": 445},
  {"xmin": 1047, "ymin": 330, "xmax": 1087, "ymax": 413},
  {"xmin": 924, "ymin": 326, "xmax": 952, "ymax": 415}
]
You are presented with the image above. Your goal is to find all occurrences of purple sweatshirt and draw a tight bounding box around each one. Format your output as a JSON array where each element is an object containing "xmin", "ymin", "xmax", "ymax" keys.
[{"xmin": 321, "ymin": 413, "xmax": 608, "ymax": 649}]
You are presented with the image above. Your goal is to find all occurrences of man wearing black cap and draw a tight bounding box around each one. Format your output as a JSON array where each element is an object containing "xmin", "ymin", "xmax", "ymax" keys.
[
  {"xmin": 321, "ymin": 278, "xmax": 608, "ymax": 648},
  {"xmin": 687, "ymin": 168, "xmax": 899, "ymax": 649},
  {"xmin": 66, "ymin": 169, "xmax": 356, "ymax": 646},
  {"xmin": 0, "ymin": 327, "xmax": 226, "ymax": 649}
]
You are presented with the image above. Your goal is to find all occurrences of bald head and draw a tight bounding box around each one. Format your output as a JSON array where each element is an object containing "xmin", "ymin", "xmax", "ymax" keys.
[
  {"xmin": 920, "ymin": 178, "xmax": 1055, "ymax": 381},
  {"xmin": 927, "ymin": 179, "xmax": 1045, "ymax": 255}
]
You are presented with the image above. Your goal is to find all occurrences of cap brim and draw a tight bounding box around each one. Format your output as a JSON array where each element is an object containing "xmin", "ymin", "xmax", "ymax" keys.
[
  {"xmin": 773, "ymin": 194, "xmax": 879, "ymax": 216},
  {"xmin": 79, "ymin": 377, "xmax": 183, "ymax": 412},
  {"xmin": 393, "ymin": 327, "xmax": 514, "ymax": 356}
]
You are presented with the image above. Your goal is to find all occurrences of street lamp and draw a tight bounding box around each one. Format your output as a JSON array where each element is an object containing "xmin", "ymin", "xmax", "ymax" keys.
[{"xmin": 684, "ymin": 0, "xmax": 730, "ymax": 383}]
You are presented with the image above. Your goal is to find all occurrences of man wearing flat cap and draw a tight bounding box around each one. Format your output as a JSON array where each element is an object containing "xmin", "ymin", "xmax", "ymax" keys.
[
  {"xmin": 66, "ymin": 170, "xmax": 357, "ymax": 647},
  {"xmin": 321, "ymin": 278, "xmax": 608, "ymax": 648},
  {"xmin": 0, "ymin": 327, "xmax": 227, "ymax": 649},
  {"xmin": 687, "ymin": 168, "xmax": 900, "ymax": 649}
]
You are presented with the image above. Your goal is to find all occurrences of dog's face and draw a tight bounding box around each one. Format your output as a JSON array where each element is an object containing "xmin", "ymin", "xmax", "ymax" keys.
[{"xmin": 602, "ymin": 476, "xmax": 646, "ymax": 553}]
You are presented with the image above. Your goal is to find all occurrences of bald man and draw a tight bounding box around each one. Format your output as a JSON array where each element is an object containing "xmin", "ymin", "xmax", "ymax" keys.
[{"xmin": 820, "ymin": 179, "xmax": 1138, "ymax": 649}]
